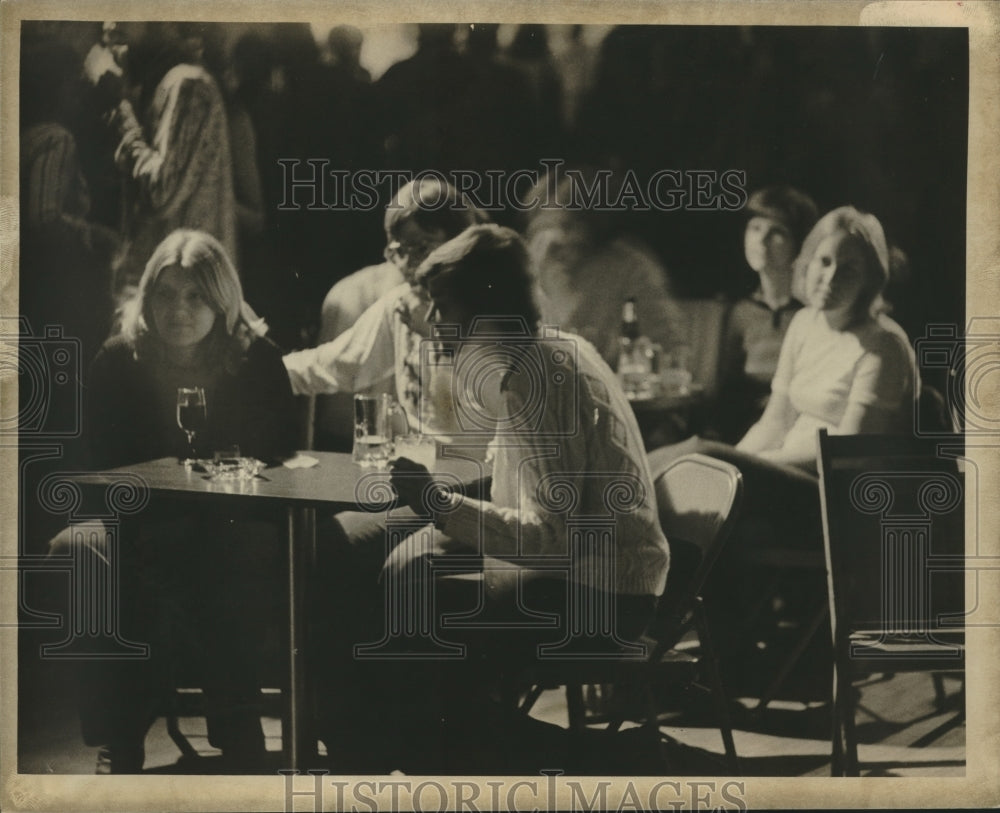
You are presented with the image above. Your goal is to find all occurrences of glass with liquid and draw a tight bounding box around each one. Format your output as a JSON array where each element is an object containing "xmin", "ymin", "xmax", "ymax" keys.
[
  {"xmin": 176, "ymin": 387, "xmax": 207, "ymax": 465},
  {"xmin": 353, "ymin": 394, "xmax": 406, "ymax": 468}
]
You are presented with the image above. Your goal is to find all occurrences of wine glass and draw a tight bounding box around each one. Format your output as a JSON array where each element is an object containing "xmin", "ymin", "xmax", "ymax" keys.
[{"xmin": 176, "ymin": 387, "xmax": 207, "ymax": 466}]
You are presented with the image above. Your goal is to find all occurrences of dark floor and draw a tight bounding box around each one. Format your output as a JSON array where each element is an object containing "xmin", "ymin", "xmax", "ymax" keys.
[{"xmin": 17, "ymin": 621, "xmax": 965, "ymax": 778}]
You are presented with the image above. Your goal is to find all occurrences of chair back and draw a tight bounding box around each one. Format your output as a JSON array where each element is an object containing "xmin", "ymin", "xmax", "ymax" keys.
[
  {"xmin": 817, "ymin": 429, "xmax": 965, "ymax": 648},
  {"xmin": 650, "ymin": 453, "xmax": 743, "ymax": 642}
]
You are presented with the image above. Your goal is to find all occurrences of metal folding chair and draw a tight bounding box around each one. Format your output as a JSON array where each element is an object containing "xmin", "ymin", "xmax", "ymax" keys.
[{"xmin": 817, "ymin": 429, "xmax": 965, "ymax": 776}]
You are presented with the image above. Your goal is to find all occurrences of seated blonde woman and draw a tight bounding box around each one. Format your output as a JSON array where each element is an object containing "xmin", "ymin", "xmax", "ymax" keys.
[
  {"xmin": 651, "ymin": 206, "xmax": 918, "ymax": 557},
  {"xmin": 736, "ymin": 205, "xmax": 917, "ymax": 469},
  {"xmin": 53, "ymin": 229, "xmax": 297, "ymax": 774},
  {"xmin": 650, "ymin": 205, "xmax": 918, "ymax": 658},
  {"xmin": 656, "ymin": 205, "xmax": 916, "ymax": 470}
]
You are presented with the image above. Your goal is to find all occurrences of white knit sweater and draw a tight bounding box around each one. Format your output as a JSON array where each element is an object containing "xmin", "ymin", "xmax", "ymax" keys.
[{"xmin": 438, "ymin": 333, "xmax": 670, "ymax": 597}]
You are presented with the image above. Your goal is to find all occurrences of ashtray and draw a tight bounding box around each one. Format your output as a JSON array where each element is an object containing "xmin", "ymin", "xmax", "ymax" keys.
[{"xmin": 204, "ymin": 456, "xmax": 266, "ymax": 482}]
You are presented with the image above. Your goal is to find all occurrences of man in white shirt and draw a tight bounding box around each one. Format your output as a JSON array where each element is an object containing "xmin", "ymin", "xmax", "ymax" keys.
[{"xmin": 283, "ymin": 178, "xmax": 487, "ymax": 444}]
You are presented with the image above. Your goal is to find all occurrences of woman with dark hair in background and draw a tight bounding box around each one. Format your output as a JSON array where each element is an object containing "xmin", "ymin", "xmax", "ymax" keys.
[{"xmin": 711, "ymin": 185, "xmax": 819, "ymax": 442}]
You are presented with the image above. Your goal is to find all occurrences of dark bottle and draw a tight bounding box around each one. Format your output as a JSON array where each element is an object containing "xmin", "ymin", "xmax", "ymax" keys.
[{"xmin": 617, "ymin": 297, "xmax": 653, "ymax": 399}]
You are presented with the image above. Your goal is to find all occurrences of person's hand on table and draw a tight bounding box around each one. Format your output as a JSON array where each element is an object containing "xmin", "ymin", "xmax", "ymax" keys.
[
  {"xmin": 388, "ymin": 456, "xmax": 461, "ymax": 527},
  {"xmin": 383, "ymin": 457, "xmax": 467, "ymax": 580}
]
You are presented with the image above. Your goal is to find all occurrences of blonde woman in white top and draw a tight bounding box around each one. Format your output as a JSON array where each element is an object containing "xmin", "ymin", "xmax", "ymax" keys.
[
  {"xmin": 737, "ymin": 206, "xmax": 917, "ymax": 470},
  {"xmin": 655, "ymin": 206, "xmax": 916, "ymax": 476}
]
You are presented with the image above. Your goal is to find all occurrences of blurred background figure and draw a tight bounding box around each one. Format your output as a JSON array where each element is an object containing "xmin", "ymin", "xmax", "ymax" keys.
[
  {"xmin": 83, "ymin": 22, "xmax": 236, "ymax": 304},
  {"xmin": 373, "ymin": 24, "xmax": 466, "ymax": 173},
  {"xmin": 327, "ymin": 24, "xmax": 370, "ymax": 83},
  {"xmin": 502, "ymin": 24, "xmax": 565, "ymax": 158},
  {"xmin": 211, "ymin": 32, "xmax": 266, "ymax": 285},
  {"xmin": 524, "ymin": 170, "xmax": 686, "ymax": 371},
  {"xmin": 461, "ymin": 23, "xmax": 539, "ymax": 204},
  {"xmin": 20, "ymin": 38, "xmax": 122, "ymax": 369},
  {"xmin": 875, "ymin": 243, "xmax": 918, "ymax": 340},
  {"xmin": 549, "ymin": 25, "xmax": 600, "ymax": 144}
]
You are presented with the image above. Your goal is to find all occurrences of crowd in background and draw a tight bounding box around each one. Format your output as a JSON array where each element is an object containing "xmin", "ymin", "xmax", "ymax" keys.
[{"xmin": 20, "ymin": 20, "xmax": 967, "ymax": 363}]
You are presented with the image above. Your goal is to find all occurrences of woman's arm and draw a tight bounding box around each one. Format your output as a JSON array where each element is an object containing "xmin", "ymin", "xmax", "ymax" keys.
[
  {"xmin": 85, "ymin": 343, "xmax": 148, "ymax": 470},
  {"xmin": 736, "ymin": 389, "xmax": 797, "ymax": 455},
  {"xmin": 755, "ymin": 331, "xmax": 915, "ymax": 468},
  {"xmin": 736, "ymin": 308, "xmax": 804, "ymax": 455},
  {"xmin": 837, "ymin": 338, "xmax": 914, "ymax": 435}
]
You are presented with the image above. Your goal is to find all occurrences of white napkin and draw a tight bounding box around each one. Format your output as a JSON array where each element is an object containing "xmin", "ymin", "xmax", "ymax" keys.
[{"xmin": 283, "ymin": 454, "xmax": 319, "ymax": 469}]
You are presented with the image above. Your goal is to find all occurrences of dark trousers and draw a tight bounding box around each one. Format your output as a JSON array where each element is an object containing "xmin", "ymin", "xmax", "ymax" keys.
[
  {"xmin": 56, "ymin": 504, "xmax": 282, "ymax": 755},
  {"xmin": 313, "ymin": 509, "xmax": 657, "ymax": 773}
]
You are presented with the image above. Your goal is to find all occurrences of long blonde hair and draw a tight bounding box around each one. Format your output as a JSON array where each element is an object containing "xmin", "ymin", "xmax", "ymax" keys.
[{"xmin": 119, "ymin": 229, "xmax": 265, "ymax": 369}]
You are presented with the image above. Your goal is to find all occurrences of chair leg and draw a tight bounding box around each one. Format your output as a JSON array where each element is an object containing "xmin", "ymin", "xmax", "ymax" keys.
[
  {"xmin": 695, "ymin": 599, "xmax": 739, "ymax": 775},
  {"xmin": 830, "ymin": 647, "xmax": 859, "ymax": 776},
  {"xmin": 566, "ymin": 683, "xmax": 586, "ymax": 732},
  {"xmin": 165, "ymin": 693, "xmax": 200, "ymax": 760},
  {"xmin": 642, "ymin": 680, "xmax": 672, "ymax": 772},
  {"xmin": 830, "ymin": 664, "xmax": 845, "ymax": 777},
  {"xmin": 520, "ymin": 685, "xmax": 545, "ymax": 714},
  {"xmin": 843, "ymin": 681, "xmax": 860, "ymax": 776},
  {"xmin": 932, "ymin": 673, "xmax": 947, "ymax": 708},
  {"xmin": 755, "ymin": 601, "xmax": 829, "ymax": 711}
]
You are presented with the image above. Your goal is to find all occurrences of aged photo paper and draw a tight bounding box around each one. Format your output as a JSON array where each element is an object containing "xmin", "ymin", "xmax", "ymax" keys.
[{"xmin": 2, "ymin": 0, "xmax": 998, "ymax": 810}]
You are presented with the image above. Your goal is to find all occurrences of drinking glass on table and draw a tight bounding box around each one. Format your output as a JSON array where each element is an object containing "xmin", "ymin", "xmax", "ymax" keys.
[
  {"xmin": 353, "ymin": 393, "xmax": 408, "ymax": 468},
  {"xmin": 176, "ymin": 386, "xmax": 207, "ymax": 466}
]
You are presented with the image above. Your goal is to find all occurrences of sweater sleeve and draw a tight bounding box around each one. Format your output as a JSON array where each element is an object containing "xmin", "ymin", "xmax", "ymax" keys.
[
  {"xmin": 85, "ymin": 342, "xmax": 149, "ymax": 471},
  {"xmin": 437, "ymin": 365, "xmax": 584, "ymax": 559},
  {"xmin": 235, "ymin": 338, "xmax": 300, "ymax": 463}
]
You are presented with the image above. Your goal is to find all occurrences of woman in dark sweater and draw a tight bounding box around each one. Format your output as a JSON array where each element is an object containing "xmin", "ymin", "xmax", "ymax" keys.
[{"xmin": 71, "ymin": 229, "xmax": 296, "ymax": 773}]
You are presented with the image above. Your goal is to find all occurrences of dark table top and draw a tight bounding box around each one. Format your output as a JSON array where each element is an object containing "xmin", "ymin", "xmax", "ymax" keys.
[{"xmin": 68, "ymin": 450, "xmax": 486, "ymax": 512}]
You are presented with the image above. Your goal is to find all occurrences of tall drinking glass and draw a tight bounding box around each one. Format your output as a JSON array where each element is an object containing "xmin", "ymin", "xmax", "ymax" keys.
[
  {"xmin": 176, "ymin": 387, "xmax": 207, "ymax": 466},
  {"xmin": 353, "ymin": 394, "xmax": 407, "ymax": 468}
]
